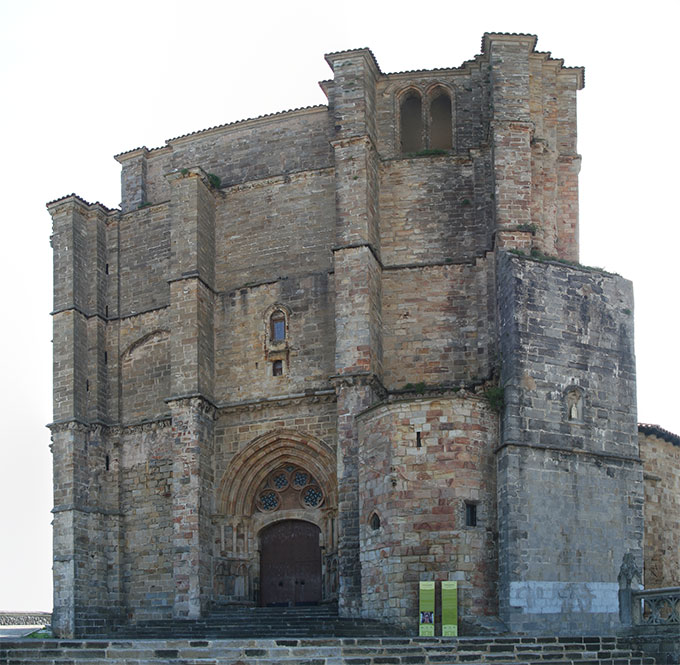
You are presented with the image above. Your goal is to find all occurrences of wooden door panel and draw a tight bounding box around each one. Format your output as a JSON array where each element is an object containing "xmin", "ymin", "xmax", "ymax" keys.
[{"xmin": 260, "ymin": 520, "xmax": 321, "ymax": 606}]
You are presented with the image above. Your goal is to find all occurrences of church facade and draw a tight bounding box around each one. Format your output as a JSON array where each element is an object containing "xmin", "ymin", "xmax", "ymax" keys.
[{"xmin": 48, "ymin": 34, "xmax": 650, "ymax": 638}]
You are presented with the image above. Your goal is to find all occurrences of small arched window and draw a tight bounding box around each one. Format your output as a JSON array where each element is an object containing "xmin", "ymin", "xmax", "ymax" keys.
[
  {"xmin": 369, "ymin": 512, "xmax": 381, "ymax": 531},
  {"xmin": 400, "ymin": 92, "xmax": 424, "ymax": 153},
  {"xmin": 430, "ymin": 91, "xmax": 452, "ymax": 150},
  {"xmin": 270, "ymin": 311, "xmax": 286, "ymax": 342}
]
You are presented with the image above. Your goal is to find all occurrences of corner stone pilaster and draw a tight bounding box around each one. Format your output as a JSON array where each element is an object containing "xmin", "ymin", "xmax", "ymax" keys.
[
  {"xmin": 327, "ymin": 47, "xmax": 384, "ymax": 618},
  {"xmin": 166, "ymin": 166, "xmax": 217, "ymax": 619},
  {"xmin": 169, "ymin": 397, "xmax": 216, "ymax": 619},
  {"xmin": 487, "ymin": 34, "xmax": 535, "ymax": 241},
  {"xmin": 332, "ymin": 375, "xmax": 383, "ymax": 617}
]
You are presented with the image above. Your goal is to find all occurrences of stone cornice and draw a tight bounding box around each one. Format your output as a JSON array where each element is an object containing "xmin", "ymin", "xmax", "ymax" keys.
[
  {"xmin": 324, "ymin": 47, "xmax": 382, "ymax": 78},
  {"xmin": 222, "ymin": 166, "xmax": 334, "ymax": 195},
  {"xmin": 48, "ymin": 416, "xmax": 174, "ymax": 435},
  {"xmin": 330, "ymin": 372, "xmax": 386, "ymax": 399},
  {"xmin": 52, "ymin": 504, "xmax": 123, "ymax": 517},
  {"xmin": 47, "ymin": 419, "xmax": 92, "ymax": 434},
  {"xmin": 46, "ymin": 193, "xmax": 116, "ymax": 215},
  {"xmin": 482, "ymin": 32, "xmax": 538, "ymax": 53},
  {"xmin": 216, "ymin": 389, "xmax": 336, "ymax": 414},
  {"xmin": 114, "ymin": 146, "xmax": 149, "ymax": 163},
  {"xmin": 167, "ymin": 271, "xmax": 217, "ymax": 295},
  {"xmin": 495, "ymin": 440, "xmax": 643, "ymax": 466},
  {"xmin": 51, "ymin": 303, "xmax": 170, "ymax": 321},
  {"xmin": 166, "ymin": 393, "xmax": 219, "ymax": 418},
  {"xmin": 103, "ymin": 417, "xmax": 173, "ymax": 435},
  {"xmin": 357, "ymin": 386, "xmax": 488, "ymax": 420},
  {"xmin": 332, "ymin": 242, "xmax": 382, "ymax": 269}
]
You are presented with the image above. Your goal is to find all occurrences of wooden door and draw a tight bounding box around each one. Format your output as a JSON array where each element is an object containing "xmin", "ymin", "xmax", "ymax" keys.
[{"xmin": 260, "ymin": 520, "xmax": 321, "ymax": 607}]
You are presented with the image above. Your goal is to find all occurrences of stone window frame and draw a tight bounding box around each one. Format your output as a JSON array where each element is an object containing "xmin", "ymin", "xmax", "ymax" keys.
[
  {"xmin": 264, "ymin": 303, "xmax": 291, "ymax": 375},
  {"xmin": 367, "ymin": 510, "xmax": 382, "ymax": 531},
  {"xmin": 464, "ymin": 501, "xmax": 479, "ymax": 528},
  {"xmin": 396, "ymin": 83, "xmax": 455, "ymax": 155}
]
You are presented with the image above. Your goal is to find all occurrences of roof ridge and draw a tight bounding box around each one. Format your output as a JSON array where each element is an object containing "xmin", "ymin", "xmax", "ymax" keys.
[
  {"xmin": 46, "ymin": 193, "xmax": 115, "ymax": 211},
  {"xmin": 116, "ymin": 105, "xmax": 328, "ymax": 158},
  {"xmin": 639, "ymin": 423, "xmax": 680, "ymax": 446}
]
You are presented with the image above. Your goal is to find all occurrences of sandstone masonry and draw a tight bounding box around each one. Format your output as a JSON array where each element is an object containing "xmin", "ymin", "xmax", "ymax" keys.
[{"xmin": 47, "ymin": 33, "xmax": 674, "ymax": 639}]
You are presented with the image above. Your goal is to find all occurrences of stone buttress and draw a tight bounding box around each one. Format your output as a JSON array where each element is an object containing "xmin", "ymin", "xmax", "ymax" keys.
[{"xmin": 47, "ymin": 34, "xmax": 647, "ymax": 638}]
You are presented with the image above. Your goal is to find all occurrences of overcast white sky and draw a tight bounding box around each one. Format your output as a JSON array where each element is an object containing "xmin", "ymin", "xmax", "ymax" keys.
[{"xmin": 0, "ymin": 0, "xmax": 678, "ymax": 612}]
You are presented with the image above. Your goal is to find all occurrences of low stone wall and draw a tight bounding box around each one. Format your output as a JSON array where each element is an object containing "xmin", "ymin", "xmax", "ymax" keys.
[
  {"xmin": 0, "ymin": 612, "xmax": 51, "ymax": 626},
  {"xmin": 628, "ymin": 628, "xmax": 680, "ymax": 665}
]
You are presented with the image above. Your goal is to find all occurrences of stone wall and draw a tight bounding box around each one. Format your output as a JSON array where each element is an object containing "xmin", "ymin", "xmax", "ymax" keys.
[
  {"xmin": 214, "ymin": 170, "xmax": 335, "ymax": 293},
  {"xmin": 496, "ymin": 251, "xmax": 643, "ymax": 634},
  {"xmin": 117, "ymin": 423, "xmax": 174, "ymax": 621},
  {"xmin": 381, "ymin": 256, "xmax": 496, "ymax": 390},
  {"xmin": 118, "ymin": 203, "xmax": 170, "ymax": 317},
  {"xmin": 378, "ymin": 157, "xmax": 491, "ymax": 266},
  {"xmin": 357, "ymin": 394, "xmax": 498, "ymax": 627},
  {"xmin": 47, "ymin": 35, "xmax": 655, "ymax": 639},
  {"xmin": 214, "ymin": 274, "xmax": 335, "ymax": 405},
  {"xmin": 116, "ymin": 108, "xmax": 333, "ymax": 212},
  {"xmin": 639, "ymin": 426, "xmax": 680, "ymax": 588}
]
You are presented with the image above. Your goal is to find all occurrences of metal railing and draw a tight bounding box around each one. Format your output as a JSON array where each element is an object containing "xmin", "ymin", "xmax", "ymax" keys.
[{"xmin": 632, "ymin": 586, "xmax": 680, "ymax": 626}]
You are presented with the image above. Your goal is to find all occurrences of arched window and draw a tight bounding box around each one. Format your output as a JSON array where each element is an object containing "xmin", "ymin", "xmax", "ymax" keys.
[
  {"xmin": 270, "ymin": 311, "xmax": 286, "ymax": 342},
  {"xmin": 400, "ymin": 92, "xmax": 424, "ymax": 153},
  {"xmin": 369, "ymin": 511, "xmax": 381, "ymax": 531},
  {"xmin": 429, "ymin": 91, "xmax": 452, "ymax": 150}
]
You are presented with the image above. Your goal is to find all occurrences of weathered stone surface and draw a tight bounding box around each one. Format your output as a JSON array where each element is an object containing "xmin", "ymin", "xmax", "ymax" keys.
[{"xmin": 45, "ymin": 33, "xmax": 671, "ymax": 640}]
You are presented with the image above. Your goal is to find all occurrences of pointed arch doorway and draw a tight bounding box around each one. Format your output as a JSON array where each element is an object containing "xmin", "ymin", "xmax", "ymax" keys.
[{"xmin": 259, "ymin": 520, "xmax": 322, "ymax": 607}]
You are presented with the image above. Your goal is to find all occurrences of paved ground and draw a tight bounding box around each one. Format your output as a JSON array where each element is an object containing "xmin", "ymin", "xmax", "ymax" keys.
[{"xmin": 0, "ymin": 625, "xmax": 44, "ymax": 639}]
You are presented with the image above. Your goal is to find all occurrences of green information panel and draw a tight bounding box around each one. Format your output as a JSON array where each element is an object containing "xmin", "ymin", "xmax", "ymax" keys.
[
  {"xmin": 441, "ymin": 581, "xmax": 458, "ymax": 636},
  {"xmin": 418, "ymin": 581, "xmax": 435, "ymax": 636}
]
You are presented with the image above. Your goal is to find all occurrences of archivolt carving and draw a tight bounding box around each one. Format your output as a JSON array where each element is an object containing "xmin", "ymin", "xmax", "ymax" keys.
[
  {"xmin": 217, "ymin": 429, "xmax": 336, "ymax": 516},
  {"xmin": 121, "ymin": 329, "xmax": 170, "ymax": 360}
]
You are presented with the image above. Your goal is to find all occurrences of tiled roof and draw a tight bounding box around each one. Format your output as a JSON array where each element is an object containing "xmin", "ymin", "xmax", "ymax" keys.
[
  {"xmin": 324, "ymin": 47, "xmax": 382, "ymax": 73},
  {"xmin": 165, "ymin": 105, "xmax": 327, "ymax": 145},
  {"xmin": 639, "ymin": 423, "xmax": 680, "ymax": 446},
  {"xmin": 481, "ymin": 32, "xmax": 538, "ymax": 52},
  {"xmin": 46, "ymin": 193, "xmax": 114, "ymax": 211},
  {"xmin": 116, "ymin": 105, "xmax": 328, "ymax": 157}
]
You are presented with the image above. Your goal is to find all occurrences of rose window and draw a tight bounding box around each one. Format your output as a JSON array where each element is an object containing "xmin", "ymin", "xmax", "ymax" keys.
[
  {"xmin": 272, "ymin": 471, "xmax": 289, "ymax": 490},
  {"xmin": 258, "ymin": 491, "xmax": 280, "ymax": 512},
  {"xmin": 302, "ymin": 486, "xmax": 323, "ymax": 508},
  {"xmin": 254, "ymin": 465, "xmax": 324, "ymax": 512},
  {"xmin": 293, "ymin": 471, "xmax": 309, "ymax": 488}
]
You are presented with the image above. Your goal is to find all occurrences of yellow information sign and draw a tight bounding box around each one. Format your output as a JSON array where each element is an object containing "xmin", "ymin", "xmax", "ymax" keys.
[
  {"xmin": 418, "ymin": 581, "xmax": 435, "ymax": 636},
  {"xmin": 441, "ymin": 581, "xmax": 458, "ymax": 636}
]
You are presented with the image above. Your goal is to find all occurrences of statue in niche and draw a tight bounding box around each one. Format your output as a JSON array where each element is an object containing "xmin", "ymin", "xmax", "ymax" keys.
[{"xmin": 566, "ymin": 389, "xmax": 582, "ymax": 421}]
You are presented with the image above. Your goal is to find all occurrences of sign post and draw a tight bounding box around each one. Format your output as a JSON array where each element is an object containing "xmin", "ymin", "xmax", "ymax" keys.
[
  {"xmin": 418, "ymin": 581, "xmax": 435, "ymax": 636},
  {"xmin": 441, "ymin": 581, "xmax": 458, "ymax": 636}
]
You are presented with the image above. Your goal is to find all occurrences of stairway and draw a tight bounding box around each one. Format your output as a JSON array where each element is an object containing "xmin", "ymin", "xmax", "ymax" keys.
[
  {"xmin": 111, "ymin": 604, "xmax": 407, "ymax": 639},
  {"xmin": 0, "ymin": 635, "xmax": 656, "ymax": 664}
]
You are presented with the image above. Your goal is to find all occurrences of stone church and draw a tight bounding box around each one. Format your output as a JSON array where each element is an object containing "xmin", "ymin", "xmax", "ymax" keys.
[{"xmin": 47, "ymin": 33, "xmax": 678, "ymax": 639}]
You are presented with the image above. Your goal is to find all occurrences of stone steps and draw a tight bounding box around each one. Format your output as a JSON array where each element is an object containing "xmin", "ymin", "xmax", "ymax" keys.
[
  {"xmin": 0, "ymin": 636, "xmax": 656, "ymax": 664},
  {"xmin": 110, "ymin": 605, "xmax": 407, "ymax": 639}
]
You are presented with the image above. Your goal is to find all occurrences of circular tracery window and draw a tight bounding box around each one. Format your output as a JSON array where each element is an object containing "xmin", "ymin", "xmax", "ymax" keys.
[
  {"xmin": 271, "ymin": 470, "xmax": 289, "ymax": 490},
  {"xmin": 302, "ymin": 486, "xmax": 323, "ymax": 508},
  {"xmin": 258, "ymin": 490, "xmax": 280, "ymax": 512},
  {"xmin": 255, "ymin": 465, "xmax": 324, "ymax": 512}
]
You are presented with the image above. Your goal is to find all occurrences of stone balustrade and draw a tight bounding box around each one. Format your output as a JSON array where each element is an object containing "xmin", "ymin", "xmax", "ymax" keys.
[{"xmin": 632, "ymin": 586, "xmax": 680, "ymax": 626}]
